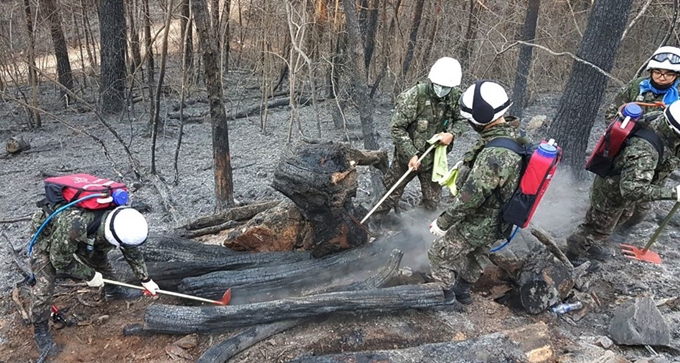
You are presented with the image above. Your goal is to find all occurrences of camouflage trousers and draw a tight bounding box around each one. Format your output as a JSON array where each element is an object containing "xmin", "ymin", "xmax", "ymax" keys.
[
  {"xmin": 619, "ymin": 202, "xmax": 652, "ymax": 229},
  {"xmin": 30, "ymin": 247, "xmax": 115, "ymax": 324},
  {"xmin": 377, "ymin": 155, "xmax": 441, "ymax": 214},
  {"xmin": 427, "ymin": 228, "xmax": 491, "ymax": 289},
  {"xmin": 566, "ymin": 204, "xmax": 628, "ymax": 258}
]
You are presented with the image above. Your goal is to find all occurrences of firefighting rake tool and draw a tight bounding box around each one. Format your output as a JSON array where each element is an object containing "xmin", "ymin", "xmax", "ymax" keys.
[
  {"xmin": 361, "ymin": 143, "xmax": 438, "ymax": 224},
  {"xmin": 621, "ymin": 202, "xmax": 679, "ymax": 265},
  {"xmin": 102, "ymin": 278, "xmax": 232, "ymax": 305}
]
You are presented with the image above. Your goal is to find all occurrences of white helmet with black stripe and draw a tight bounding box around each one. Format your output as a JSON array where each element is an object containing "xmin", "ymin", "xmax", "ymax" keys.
[
  {"xmin": 646, "ymin": 46, "xmax": 680, "ymax": 73},
  {"xmin": 459, "ymin": 80, "xmax": 512, "ymax": 130},
  {"xmin": 104, "ymin": 206, "xmax": 149, "ymax": 248},
  {"xmin": 664, "ymin": 100, "xmax": 680, "ymax": 134}
]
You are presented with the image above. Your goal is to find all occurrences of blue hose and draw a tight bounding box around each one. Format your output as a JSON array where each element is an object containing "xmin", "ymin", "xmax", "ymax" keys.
[
  {"xmin": 490, "ymin": 226, "xmax": 520, "ymax": 253},
  {"xmin": 27, "ymin": 194, "xmax": 106, "ymax": 257}
]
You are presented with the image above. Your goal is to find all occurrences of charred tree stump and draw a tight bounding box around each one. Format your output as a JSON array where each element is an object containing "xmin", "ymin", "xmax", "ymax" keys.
[
  {"xmin": 6, "ymin": 136, "xmax": 31, "ymax": 154},
  {"xmin": 271, "ymin": 142, "xmax": 368, "ymax": 256},
  {"xmin": 143, "ymin": 283, "xmax": 444, "ymax": 334},
  {"xmin": 196, "ymin": 250, "xmax": 404, "ymax": 363},
  {"xmin": 179, "ymin": 235, "xmax": 388, "ymax": 303}
]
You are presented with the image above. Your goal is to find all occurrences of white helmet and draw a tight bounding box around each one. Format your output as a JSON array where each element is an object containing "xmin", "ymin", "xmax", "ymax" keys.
[
  {"xmin": 664, "ymin": 99, "xmax": 680, "ymax": 134},
  {"xmin": 104, "ymin": 206, "xmax": 149, "ymax": 248},
  {"xmin": 459, "ymin": 80, "xmax": 512, "ymax": 126},
  {"xmin": 646, "ymin": 46, "xmax": 680, "ymax": 72},
  {"xmin": 428, "ymin": 57, "xmax": 462, "ymax": 88}
]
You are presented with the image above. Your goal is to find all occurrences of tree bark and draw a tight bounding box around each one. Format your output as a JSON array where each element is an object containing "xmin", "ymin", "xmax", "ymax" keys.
[
  {"xmin": 143, "ymin": 284, "xmax": 444, "ymax": 334},
  {"xmin": 548, "ymin": 0, "xmax": 634, "ymax": 177},
  {"xmin": 401, "ymin": 0, "xmax": 424, "ymax": 79},
  {"xmin": 288, "ymin": 322, "xmax": 553, "ymax": 363},
  {"xmin": 341, "ymin": 0, "xmax": 383, "ymax": 197},
  {"xmin": 181, "ymin": 0, "xmax": 194, "ymax": 84},
  {"xmin": 509, "ymin": 0, "xmax": 540, "ymax": 118},
  {"xmin": 126, "ymin": 0, "xmax": 143, "ymax": 77},
  {"xmin": 180, "ymin": 200, "xmax": 281, "ymax": 230},
  {"xmin": 193, "ymin": 0, "xmax": 235, "ymax": 209},
  {"xmin": 23, "ymin": 0, "xmax": 40, "ymax": 127},
  {"xmin": 458, "ymin": 0, "xmax": 479, "ymax": 70},
  {"xmin": 99, "ymin": 0, "xmax": 127, "ymax": 113},
  {"xmin": 195, "ymin": 249, "xmax": 404, "ymax": 363},
  {"xmin": 178, "ymin": 233, "xmax": 389, "ymax": 301},
  {"xmin": 41, "ymin": 0, "xmax": 74, "ymax": 92},
  {"xmin": 6, "ymin": 136, "xmax": 31, "ymax": 154}
]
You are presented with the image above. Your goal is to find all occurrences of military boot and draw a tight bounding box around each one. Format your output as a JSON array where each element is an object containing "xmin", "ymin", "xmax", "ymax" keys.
[
  {"xmin": 33, "ymin": 321, "xmax": 58, "ymax": 357},
  {"xmin": 105, "ymin": 285, "xmax": 143, "ymax": 301},
  {"xmin": 586, "ymin": 245, "xmax": 611, "ymax": 262},
  {"xmin": 452, "ymin": 278, "xmax": 473, "ymax": 305},
  {"xmin": 442, "ymin": 288, "xmax": 457, "ymax": 305}
]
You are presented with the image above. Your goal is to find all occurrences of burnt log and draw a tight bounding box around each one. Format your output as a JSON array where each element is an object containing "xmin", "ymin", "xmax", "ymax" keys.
[
  {"xmin": 179, "ymin": 200, "xmax": 281, "ymax": 231},
  {"xmin": 224, "ymin": 199, "xmax": 314, "ymax": 252},
  {"xmin": 477, "ymin": 228, "xmax": 576, "ymax": 315},
  {"xmin": 110, "ymin": 235, "xmax": 311, "ymax": 289},
  {"xmin": 179, "ymin": 234, "xmax": 388, "ymax": 303},
  {"xmin": 270, "ymin": 142, "xmax": 369, "ymax": 256},
  {"xmin": 195, "ymin": 249, "xmax": 404, "ymax": 363},
  {"xmin": 288, "ymin": 322, "xmax": 554, "ymax": 363},
  {"xmin": 143, "ymin": 283, "xmax": 444, "ymax": 334},
  {"xmin": 6, "ymin": 136, "xmax": 31, "ymax": 154}
]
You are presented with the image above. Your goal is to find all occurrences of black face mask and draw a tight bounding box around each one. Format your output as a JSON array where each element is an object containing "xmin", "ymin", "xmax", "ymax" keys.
[
  {"xmin": 650, "ymin": 77, "xmax": 674, "ymax": 90},
  {"xmin": 468, "ymin": 120, "xmax": 486, "ymax": 133}
]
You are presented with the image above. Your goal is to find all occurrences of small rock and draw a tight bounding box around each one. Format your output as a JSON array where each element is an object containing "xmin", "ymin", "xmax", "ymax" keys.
[
  {"xmin": 609, "ymin": 297, "xmax": 671, "ymax": 346},
  {"xmin": 596, "ymin": 336, "xmax": 614, "ymax": 349},
  {"xmin": 95, "ymin": 315, "xmax": 109, "ymax": 325}
]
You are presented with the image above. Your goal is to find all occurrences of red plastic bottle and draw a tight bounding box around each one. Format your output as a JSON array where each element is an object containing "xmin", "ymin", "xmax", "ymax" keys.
[{"xmin": 521, "ymin": 142, "xmax": 558, "ymax": 195}]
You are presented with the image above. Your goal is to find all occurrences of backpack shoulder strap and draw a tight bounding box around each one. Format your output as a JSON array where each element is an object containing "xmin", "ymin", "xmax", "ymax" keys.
[
  {"xmin": 632, "ymin": 127, "xmax": 665, "ymax": 165},
  {"xmin": 485, "ymin": 137, "xmax": 527, "ymax": 155},
  {"xmin": 415, "ymin": 82, "xmax": 428, "ymax": 114}
]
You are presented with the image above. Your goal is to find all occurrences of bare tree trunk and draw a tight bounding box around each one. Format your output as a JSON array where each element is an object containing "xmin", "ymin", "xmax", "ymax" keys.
[
  {"xmin": 181, "ymin": 0, "xmax": 194, "ymax": 85},
  {"xmin": 41, "ymin": 0, "xmax": 74, "ymax": 92},
  {"xmin": 220, "ymin": 0, "xmax": 231, "ymax": 76},
  {"xmin": 548, "ymin": 0, "xmax": 634, "ymax": 177},
  {"xmin": 193, "ymin": 0, "xmax": 235, "ymax": 209},
  {"xmin": 362, "ymin": 0, "xmax": 380, "ymax": 76},
  {"xmin": 99, "ymin": 0, "xmax": 127, "ymax": 113},
  {"xmin": 127, "ymin": 0, "xmax": 143, "ymax": 77},
  {"xmin": 459, "ymin": 0, "xmax": 479, "ymax": 70},
  {"xmin": 23, "ymin": 0, "xmax": 40, "ymax": 128},
  {"xmin": 81, "ymin": 0, "xmax": 98, "ymax": 71},
  {"xmin": 342, "ymin": 0, "xmax": 382, "ymax": 197},
  {"xmin": 401, "ymin": 0, "xmax": 424, "ymax": 80},
  {"xmin": 150, "ymin": 0, "xmax": 175, "ymax": 173},
  {"xmin": 509, "ymin": 0, "xmax": 540, "ymax": 118},
  {"xmin": 143, "ymin": 0, "xmax": 155, "ymax": 82}
]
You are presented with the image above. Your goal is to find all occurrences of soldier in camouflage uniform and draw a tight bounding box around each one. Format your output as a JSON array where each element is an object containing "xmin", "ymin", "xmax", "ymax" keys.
[
  {"xmin": 566, "ymin": 100, "xmax": 680, "ymax": 270},
  {"xmin": 604, "ymin": 47, "xmax": 680, "ymax": 229},
  {"xmin": 428, "ymin": 80, "xmax": 522, "ymax": 305},
  {"xmin": 29, "ymin": 205, "xmax": 159, "ymax": 357},
  {"xmin": 377, "ymin": 57, "xmax": 468, "ymax": 217}
]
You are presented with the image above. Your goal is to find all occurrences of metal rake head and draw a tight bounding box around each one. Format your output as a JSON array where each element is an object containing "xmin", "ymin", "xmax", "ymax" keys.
[{"xmin": 620, "ymin": 244, "xmax": 662, "ymax": 264}]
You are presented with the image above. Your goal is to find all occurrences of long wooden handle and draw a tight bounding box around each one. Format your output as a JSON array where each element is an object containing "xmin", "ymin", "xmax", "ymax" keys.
[
  {"xmin": 361, "ymin": 143, "xmax": 438, "ymax": 224},
  {"xmin": 102, "ymin": 278, "xmax": 226, "ymax": 305},
  {"xmin": 642, "ymin": 202, "xmax": 680, "ymax": 252}
]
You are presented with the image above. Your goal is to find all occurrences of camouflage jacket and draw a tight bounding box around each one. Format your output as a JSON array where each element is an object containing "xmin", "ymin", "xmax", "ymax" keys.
[
  {"xmin": 391, "ymin": 80, "xmax": 468, "ymax": 171},
  {"xmin": 604, "ymin": 77, "xmax": 675, "ymax": 121},
  {"xmin": 437, "ymin": 122, "xmax": 524, "ymax": 246},
  {"xmin": 591, "ymin": 115, "xmax": 680, "ymax": 207},
  {"xmin": 30, "ymin": 208, "xmax": 149, "ymax": 281}
]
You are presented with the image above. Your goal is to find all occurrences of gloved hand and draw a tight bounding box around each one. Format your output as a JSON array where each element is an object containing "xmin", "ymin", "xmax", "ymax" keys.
[
  {"xmin": 676, "ymin": 185, "xmax": 680, "ymax": 202},
  {"xmin": 141, "ymin": 279, "xmax": 160, "ymax": 295},
  {"xmin": 87, "ymin": 271, "xmax": 104, "ymax": 288},
  {"xmin": 429, "ymin": 218, "xmax": 446, "ymax": 237}
]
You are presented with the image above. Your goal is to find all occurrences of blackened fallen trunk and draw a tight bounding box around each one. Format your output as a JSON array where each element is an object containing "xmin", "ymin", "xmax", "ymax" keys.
[
  {"xmin": 144, "ymin": 284, "xmax": 444, "ymax": 334},
  {"xmin": 195, "ymin": 250, "xmax": 404, "ymax": 363},
  {"xmin": 180, "ymin": 200, "xmax": 281, "ymax": 230},
  {"xmin": 179, "ymin": 235, "xmax": 386, "ymax": 302},
  {"xmin": 288, "ymin": 323, "xmax": 553, "ymax": 363},
  {"xmin": 272, "ymin": 142, "xmax": 368, "ymax": 256}
]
